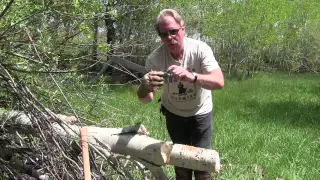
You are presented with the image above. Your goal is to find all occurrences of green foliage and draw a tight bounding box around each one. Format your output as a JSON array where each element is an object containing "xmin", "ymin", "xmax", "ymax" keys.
[
  {"xmin": 2, "ymin": 0, "xmax": 318, "ymax": 79},
  {"xmin": 158, "ymin": 0, "xmax": 320, "ymax": 74},
  {"xmin": 211, "ymin": 0, "xmax": 320, "ymax": 73}
]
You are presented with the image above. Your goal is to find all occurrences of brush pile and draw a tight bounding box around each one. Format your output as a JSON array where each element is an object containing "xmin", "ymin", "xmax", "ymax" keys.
[{"xmin": 0, "ymin": 63, "xmax": 153, "ymax": 180}]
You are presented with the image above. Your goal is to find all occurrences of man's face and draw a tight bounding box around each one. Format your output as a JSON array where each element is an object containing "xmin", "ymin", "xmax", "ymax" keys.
[{"xmin": 157, "ymin": 16, "xmax": 185, "ymax": 53}]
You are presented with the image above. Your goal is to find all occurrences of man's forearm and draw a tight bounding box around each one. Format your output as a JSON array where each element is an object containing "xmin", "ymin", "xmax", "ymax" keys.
[
  {"xmin": 137, "ymin": 85, "xmax": 153, "ymax": 103},
  {"xmin": 196, "ymin": 74, "xmax": 224, "ymax": 90},
  {"xmin": 196, "ymin": 69, "xmax": 224, "ymax": 90}
]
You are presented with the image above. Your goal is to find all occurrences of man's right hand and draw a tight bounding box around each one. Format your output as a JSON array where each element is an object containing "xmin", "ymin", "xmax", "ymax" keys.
[
  {"xmin": 141, "ymin": 70, "xmax": 165, "ymax": 92},
  {"xmin": 137, "ymin": 71, "xmax": 164, "ymax": 100}
]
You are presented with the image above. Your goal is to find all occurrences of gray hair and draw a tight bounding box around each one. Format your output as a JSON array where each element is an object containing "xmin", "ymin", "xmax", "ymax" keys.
[{"xmin": 155, "ymin": 9, "xmax": 185, "ymax": 33}]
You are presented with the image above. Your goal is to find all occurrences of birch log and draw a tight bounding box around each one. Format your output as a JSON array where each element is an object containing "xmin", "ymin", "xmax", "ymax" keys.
[{"xmin": 0, "ymin": 111, "xmax": 221, "ymax": 173}]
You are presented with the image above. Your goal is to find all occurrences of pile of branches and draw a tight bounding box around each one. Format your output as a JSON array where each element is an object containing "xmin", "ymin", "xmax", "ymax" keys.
[{"xmin": 0, "ymin": 63, "xmax": 153, "ymax": 179}]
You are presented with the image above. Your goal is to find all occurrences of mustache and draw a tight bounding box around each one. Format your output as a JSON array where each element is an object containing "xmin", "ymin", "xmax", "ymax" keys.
[{"xmin": 170, "ymin": 40, "xmax": 178, "ymax": 44}]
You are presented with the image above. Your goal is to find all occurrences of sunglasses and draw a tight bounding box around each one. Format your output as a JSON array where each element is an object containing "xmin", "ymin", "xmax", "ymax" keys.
[{"xmin": 158, "ymin": 27, "xmax": 182, "ymax": 38}]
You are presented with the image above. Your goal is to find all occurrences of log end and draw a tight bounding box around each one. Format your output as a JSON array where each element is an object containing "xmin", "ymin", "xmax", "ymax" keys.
[
  {"xmin": 160, "ymin": 141, "xmax": 173, "ymax": 164},
  {"xmin": 137, "ymin": 124, "xmax": 149, "ymax": 135}
]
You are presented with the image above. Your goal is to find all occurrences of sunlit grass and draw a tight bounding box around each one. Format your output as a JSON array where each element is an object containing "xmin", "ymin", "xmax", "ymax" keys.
[
  {"xmin": 212, "ymin": 72, "xmax": 320, "ymax": 179},
  {"xmin": 65, "ymin": 72, "xmax": 320, "ymax": 179}
]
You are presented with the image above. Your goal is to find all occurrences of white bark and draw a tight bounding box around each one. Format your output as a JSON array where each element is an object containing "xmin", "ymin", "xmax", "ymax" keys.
[
  {"xmin": 1, "ymin": 111, "xmax": 221, "ymax": 176},
  {"xmin": 169, "ymin": 144, "xmax": 221, "ymax": 173}
]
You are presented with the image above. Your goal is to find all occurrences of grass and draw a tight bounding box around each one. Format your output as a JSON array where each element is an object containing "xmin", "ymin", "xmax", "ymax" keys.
[
  {"xmin": 62, "ymin": 72, "xmax": 320, "ymax": 179},
  {"xmin": 212, "ymin": 72, "xmax": 320, "ymax": 179}
]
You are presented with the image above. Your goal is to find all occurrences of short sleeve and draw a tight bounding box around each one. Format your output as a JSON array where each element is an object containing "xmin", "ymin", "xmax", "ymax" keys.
[
  {"xmin": 145, "ymin": 55, "xmax": 154, "ymax": 71},
  {"xmin": 200, "ymin": 43, "xmax": 220, "ymax": 73},
  {"xmin": 145, "ymin": 46, "xmax": 166, "ymax": 72}
]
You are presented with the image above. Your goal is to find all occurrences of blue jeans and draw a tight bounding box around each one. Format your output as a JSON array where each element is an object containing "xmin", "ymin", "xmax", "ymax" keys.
[{"xmin": 161, "ymin": 106, "xmax": 213, "ymax": 180}]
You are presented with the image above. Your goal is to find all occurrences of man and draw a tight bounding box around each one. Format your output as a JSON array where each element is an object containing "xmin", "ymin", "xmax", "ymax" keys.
[{"xmin": 137, "ymin": 9, "xmax": 224, "ymax": 180}]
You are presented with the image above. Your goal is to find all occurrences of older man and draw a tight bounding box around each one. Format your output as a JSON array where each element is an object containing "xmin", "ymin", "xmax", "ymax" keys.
[{"xmin": 137, "ymin": 9, "xmax": 224, "ymax": 180}]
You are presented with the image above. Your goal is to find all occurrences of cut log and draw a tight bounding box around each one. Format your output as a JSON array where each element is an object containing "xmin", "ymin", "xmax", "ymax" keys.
[
  {"xmin": 1, "ymin": 111, "xmax": 221, "ymax": 174},
  {"xmin": 169, "ymin": 144, "xmax": 221, "ymax": 173}
]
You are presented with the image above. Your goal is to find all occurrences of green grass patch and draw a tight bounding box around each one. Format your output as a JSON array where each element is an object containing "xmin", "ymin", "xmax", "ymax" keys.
[{"xmin": 213, "ymin": 72, "xmax": 320, "ymax": 179}]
